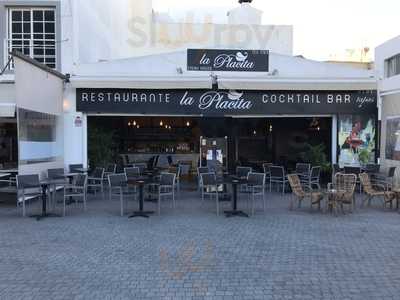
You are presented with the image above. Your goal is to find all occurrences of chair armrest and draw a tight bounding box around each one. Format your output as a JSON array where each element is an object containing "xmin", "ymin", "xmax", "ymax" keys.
[{"xmin": 373, "ymin": 183, "xmax": 388, "ymax": 191}]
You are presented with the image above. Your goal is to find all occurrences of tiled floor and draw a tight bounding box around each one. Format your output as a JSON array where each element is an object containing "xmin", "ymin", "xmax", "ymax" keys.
[{"xmin": 1, "ymin": 186, "xmax": 400, "ymax": 300}]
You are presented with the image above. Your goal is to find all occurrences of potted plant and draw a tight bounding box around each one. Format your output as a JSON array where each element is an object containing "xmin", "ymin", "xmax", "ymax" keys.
[
  {"xmin": 358, "ymin": 149, "xmax": 371, "ymax": 166},
  {"xmin": 300, "ymin": 143, "xmax": 332, "ymax": 185},
  {"xmin": 88, "ymin": 128, "xmax": 117, "ymax": 169}
]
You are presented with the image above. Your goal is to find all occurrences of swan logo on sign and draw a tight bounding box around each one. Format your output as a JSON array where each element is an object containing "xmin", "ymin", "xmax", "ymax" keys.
[{"xmin": 187, "ymin": 49, "xmax": 269, "ymax": 72}]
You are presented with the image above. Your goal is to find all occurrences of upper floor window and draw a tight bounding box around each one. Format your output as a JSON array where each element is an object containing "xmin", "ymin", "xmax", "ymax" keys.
[
  {"xmin": 6, "ymin": 7, "xmax": 56, "ymax": 69},
  {"xmin": 385, "ymin": 54, "xmax": 400, "ymax": 78}
]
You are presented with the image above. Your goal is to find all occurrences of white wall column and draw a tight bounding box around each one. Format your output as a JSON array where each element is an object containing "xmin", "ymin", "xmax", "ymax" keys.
[{"xmin": 331, "ymin": 115, "xmax": 338, "ymax": 164}]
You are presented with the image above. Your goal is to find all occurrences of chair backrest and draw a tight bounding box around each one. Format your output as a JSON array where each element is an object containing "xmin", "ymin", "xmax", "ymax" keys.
[
  {"xmin": 198, "ymin": 167, "xmax": 209, "ymax": 175},
  {"xmin": 287, "ymin": 174, "xmax": 305, "ymax": 197},
  {"xmin": 106, "ymin": 164, "xmax": 116, "ymax": 173},
  {"xmin": 310, "ymin": 166, "xmax": 321, "ymax": 179},
  {"xmin": 125, "ymin": 167, "xmax": 140, "ymax": 179},
  {"xmin": 263, "ymin": 163, "xmax": 273, "ymax": 174},
  {"xmin": 359, "ymin": 173, "xmax": 373, "ymax": 193},
  {"xmin": 167, "ymin": 155, "xmax": 173, "ymax": 165},
  {"xmin": 69, "ymin": 164, "xmax": 83, "ymax": 173},
  {"xmin": 237, "ymin": 167, "xmax": 252, "ymax": 178},
  {"xmin": 388, "ymin": 166, "xmax": 396, "ymax": 178},
  {"xmin": 108, "ymin": 174, "xmax": 127, "ymax": 187},
  {"xmin": 47, "ymin": 168, "xmax": 65, "ymax": 179},
  {"xmin": 296, "ymin": 163, "xmax": 310, "ymax": 174},
  {"xmin": 344, "ymin": 166, "xmax": 361, "ymax": 175},
  {"xmin": 365, "ymin": 164, "xmax": 380, "ymax": 174},
  {"xmin": 334, "ymin": 173, "xmax": 356, "ymax": 195},
  {"xmin": 201, "ymin": 173, "xmax": 216, "ymax": 186},
  {"xmin": 247, "ymin": 172, "xmax": 265, "ymax": 187},
  {"xmin": 270, "ymin": 166, "xmax": 284, "ymax": 178},
  {"xmin": 92, "ymin": 167, "xmax": 104, "ymax": 179},
  {"xmin": 75, "ymin": 174, "xmax": 87, "ymax": 187},
  {"xmin": 160, "ymin": 173, "xmax": 176, "ymax": 186},
  {"xmin": 133, "ymin": 163, "xmax": 147, "ymax": 174},
  {"xmin": 16, "ymin": 174, "xmax": 40, "ymax": 189}
]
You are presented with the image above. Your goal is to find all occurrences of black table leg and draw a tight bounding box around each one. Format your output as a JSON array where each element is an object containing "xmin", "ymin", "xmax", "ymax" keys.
[
  {"xmin": 129, "ymin": 183, "xmax": 155, "ymax": 218},
  {"xmin": 30, "ymin": 184, "xmax": 61, "ymax": 221},
  {"xmin": 225, "ymin": 181, "xmax": 249, "ymax": 218}
]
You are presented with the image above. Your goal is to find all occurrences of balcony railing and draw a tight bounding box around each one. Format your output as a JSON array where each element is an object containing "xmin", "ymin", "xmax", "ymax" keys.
[{"xmin": 3, "ymin": 38, "xmax": 57, "ymax": 70}]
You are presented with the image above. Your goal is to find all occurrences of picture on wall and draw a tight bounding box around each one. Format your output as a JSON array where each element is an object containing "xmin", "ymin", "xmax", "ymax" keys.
[
  {"xmin": 338, "ymin": 115, "xmax": 376, "ymax": 166},
  {"xmin": 385, "ymin": 116, "xmax": 400, "ymax": 161}
]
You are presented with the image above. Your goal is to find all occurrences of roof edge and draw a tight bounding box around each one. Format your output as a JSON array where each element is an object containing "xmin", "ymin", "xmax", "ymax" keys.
[{"xmin": 10, "ymin": 50, "xmax": 69, "ymax": 82}]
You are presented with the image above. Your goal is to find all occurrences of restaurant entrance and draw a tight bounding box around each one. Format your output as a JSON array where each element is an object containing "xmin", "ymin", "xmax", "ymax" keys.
[{"xmin": 87, "ymin": 116, "xmax": 332, "ymax": 173}]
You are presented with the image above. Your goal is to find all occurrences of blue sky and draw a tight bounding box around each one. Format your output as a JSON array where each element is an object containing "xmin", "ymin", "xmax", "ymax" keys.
[{"xmin": 153, "ymin": 0, "xmax": 399, "ymax": 60}]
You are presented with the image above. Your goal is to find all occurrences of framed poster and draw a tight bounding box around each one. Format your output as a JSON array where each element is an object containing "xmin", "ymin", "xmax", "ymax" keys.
[
  {"xmin": 338, "ymin": 115, "xmax": 376, "ymax": 166},
  {"xmin": 385, "ymin": 116, "xmax": 400, "ymax": 161}
]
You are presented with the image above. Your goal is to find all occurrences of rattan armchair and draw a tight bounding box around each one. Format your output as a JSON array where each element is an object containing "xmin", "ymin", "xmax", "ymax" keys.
[
  {"xmin": 287, "ymin": 174, "xmax": 324, "ymax": 211},
  {"xmin": 331, "ymin": 173, "xmax": 357, "ymax": 213},
  {"xmin": 359, "ymin": 173, "xmax": 396, "ymax": 209}
]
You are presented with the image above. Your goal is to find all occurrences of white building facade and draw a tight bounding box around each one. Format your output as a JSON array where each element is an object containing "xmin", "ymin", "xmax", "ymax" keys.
[
  {"xmin": 375, "ymin": 35, "xmax": 400, "ymax": 171},
  {"xmin": 0, "ymin": 0, "xmax": 378, "ymax": 176}
]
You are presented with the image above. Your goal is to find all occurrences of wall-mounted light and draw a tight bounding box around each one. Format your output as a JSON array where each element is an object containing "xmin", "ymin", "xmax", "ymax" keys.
[
  {"xmin": 160, "ymin": 121, "xmax": 164, "ymax": 127},
  {"xmin": 128, "ymin": 122, "xmax": 131, "ymax": 127},
  {"xmin": 253, "ymin": 130, "xmax": 257, "ymax": 135},
  {"xmin": 269, "ymin": 125, "xmax": 273, "ymax": 132},
  {"xmin": 63, "ymin": 99, "xmax": 71, "ymax": 112},
  {"xmin": 136, "ymin": 125, "xmax": 140, "ymax": 129},
  {"xmin": 186, "ymin": 121, "xmax": 190, "ymax": 127},
  {"xmin": 133, "ymin": 120, "xmax": 137, "ymax": 126}
]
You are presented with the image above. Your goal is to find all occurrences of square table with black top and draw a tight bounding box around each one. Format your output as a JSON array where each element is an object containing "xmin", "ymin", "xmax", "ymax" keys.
[
  {"xmin": 29, "ymin": 179, "xmax": 62, "ymax": 221},
  {"xmin": 218, "ymin": 175, "xmax": 249, "ymax": 218},
  {"xmin": 127, "ymin": 176, "xmax": 158, "ymax": 218}
]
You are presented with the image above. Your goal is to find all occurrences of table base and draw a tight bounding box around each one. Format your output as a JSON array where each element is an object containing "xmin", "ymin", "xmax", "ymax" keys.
[
  {"xmin": 30, "ymin": 213, "xmax": 61, "ymax": 221},
  {"xmin": 128, "ymin": 211, "xmax": 155, "ymax": 218},
  {"xmin": 224, "ymin": 210, "xmax": 249, "ymax": 218}
]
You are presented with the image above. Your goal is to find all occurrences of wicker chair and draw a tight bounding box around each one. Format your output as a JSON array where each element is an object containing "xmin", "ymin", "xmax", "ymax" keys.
[
  {"xmin": 332, "ymin": 173, "xmax": 357, "ymax": 213},
  {"xmin": 287, "ymin": 174, "xmax": 324, "ymax": 211},
  {"xmin": 359, "ymin": 173, "xmax": 396, "ymax": 209}
]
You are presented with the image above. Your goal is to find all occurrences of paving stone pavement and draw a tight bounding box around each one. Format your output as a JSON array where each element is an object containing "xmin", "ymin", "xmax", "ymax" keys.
[{"xmin": 1, "ymin": 186, "xmax": 400, "ymax": 300}]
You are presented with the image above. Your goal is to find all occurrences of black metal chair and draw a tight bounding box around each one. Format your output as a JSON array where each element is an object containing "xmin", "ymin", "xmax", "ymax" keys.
[
  {"xmin": 158, "ymin": 173, "xmax": 176, "ymax": 215},
  {"xmin": 243, "ymin": 172, "xmax": 266, "ymax": 215},
  {"xmin": 16, "ymin": 174, "xmax": 42, "ymax": 217},
  {"xmin": 200, "ymin": 172, "xmax": 221, "ymax": 216},
  {"xmin": 132, "ymin": 163, "xmax": 147, "ymax": 175},
  {"xmin": 47, "ymin": 168, "xmax": 66, "ymax": 208},
  {"xmin": 376, "ymin": 167, "xmax": 396, "ymax": 190},
  {"xmin": 108, "ymin": 173, "xmax": 136, "ymax": 216},
  {"xmin": 69, "ymin": 164, "xmax": 84, "ymax": 173},
  {"xmin": 197, "ymin": 167, "xmax": 210, "ymax": 192},
  {"xmin": 87, "ymin": 167, "xmax": 105, "ymax": 199},
  {"xmin": 104, "ymin": 164, "xmax": 117, "ymax": 178},
  {"xmin": 270, "ymin": 166, "xmax": 288, "ymax": 195},
  {"xmin": 63, "ymin": 174, "xmax": 87, "ymax": 216},
  {"xmin": 124, "ymin": 167, "xmax": 140, "ymax": 179},
  {"xmin": 296, "ymin": 163, "xmax": 311, "ymax": 185},
  {"xmin": 236, "ymin": 167, "xmax": 252, "ymax": 179}
]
